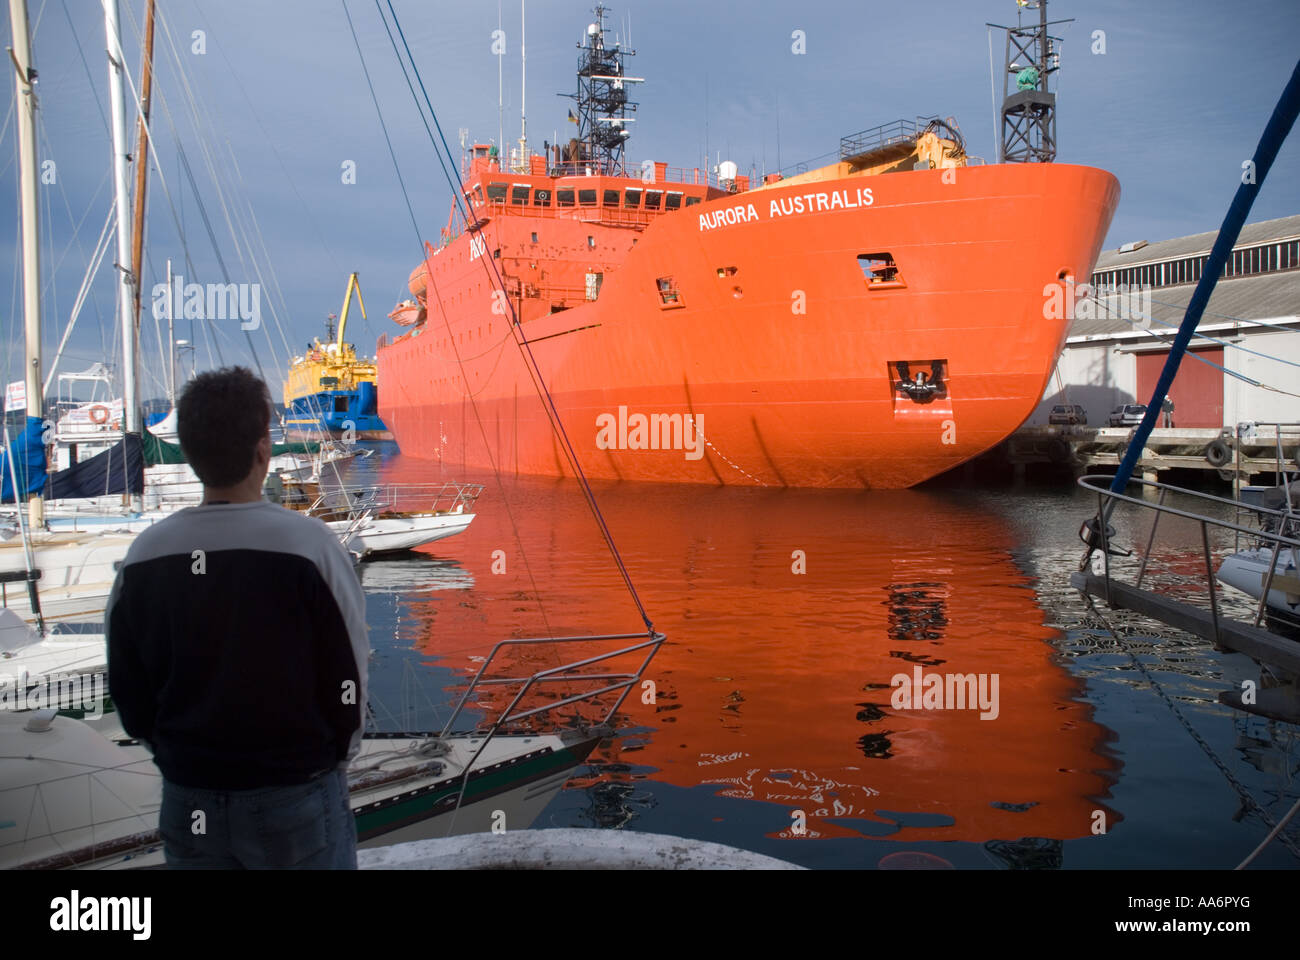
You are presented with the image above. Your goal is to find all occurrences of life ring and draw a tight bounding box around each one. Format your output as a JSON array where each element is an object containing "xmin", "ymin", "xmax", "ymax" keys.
[
  {"xmin": 1205, "ymin": 438, "xmax": 1232, "ymax": 467},
  {"xmin": 88, "ymin": 404, "xmax": 111, "ymax": 425}
]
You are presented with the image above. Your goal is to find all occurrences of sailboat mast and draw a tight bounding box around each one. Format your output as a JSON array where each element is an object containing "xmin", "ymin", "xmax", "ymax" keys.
[
  {"xmin": 129, "ymin": 0, "xmax": 155, "ymax": 340},
  {"xmin": 9, "ymin": 0, "xmax": 42, "ymax": 528},
  {"xmin": 103, "ymin": 0, "xmax": 139, "ymax": 439},
  {"xmin": 496, "ymin": 1, "xmax": 503, "ymax": 160}
]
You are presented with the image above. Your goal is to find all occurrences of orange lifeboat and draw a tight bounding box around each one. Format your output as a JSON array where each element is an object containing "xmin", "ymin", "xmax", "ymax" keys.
[{"xmin": 388, "ymin": 299, "xmax": 426, "ymax": 327}]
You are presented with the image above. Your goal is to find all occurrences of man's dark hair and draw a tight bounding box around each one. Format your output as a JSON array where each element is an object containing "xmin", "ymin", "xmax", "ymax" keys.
[{"xmin": 177, "ymin": 367, "xmax": 272, "ymax": 487}]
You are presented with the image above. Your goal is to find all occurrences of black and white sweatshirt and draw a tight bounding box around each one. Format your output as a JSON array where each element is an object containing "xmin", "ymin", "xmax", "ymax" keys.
[{"xmin": 106, "ymin": 500, "xmax": 369, "ymax": 790}]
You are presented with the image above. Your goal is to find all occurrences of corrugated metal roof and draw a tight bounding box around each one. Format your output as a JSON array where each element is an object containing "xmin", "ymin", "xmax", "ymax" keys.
[
  {"xmin": 1067, "ymin": 269, "xmax": 1300, "ymax": 339},
  {"xmin": 1094, "ymin": 214, "xmax": 1300, "ymax": 270}
]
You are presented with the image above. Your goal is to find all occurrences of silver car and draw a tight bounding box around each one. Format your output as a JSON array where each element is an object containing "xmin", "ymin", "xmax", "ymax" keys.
[{"xmin": 1108, "ymin": 404, "xmax": 1147, "ymax": 427}]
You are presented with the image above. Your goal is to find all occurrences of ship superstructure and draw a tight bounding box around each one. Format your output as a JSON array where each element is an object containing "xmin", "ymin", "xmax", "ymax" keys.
[{"xmin": 285, "ymin": 273, "xmax": 391, "ymax": 440}]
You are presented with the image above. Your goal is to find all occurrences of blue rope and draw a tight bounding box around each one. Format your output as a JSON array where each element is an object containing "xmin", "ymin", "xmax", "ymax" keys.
[{"xmin": 1111, "ymin": 57, "xmax": 1300, "ymax": 494}]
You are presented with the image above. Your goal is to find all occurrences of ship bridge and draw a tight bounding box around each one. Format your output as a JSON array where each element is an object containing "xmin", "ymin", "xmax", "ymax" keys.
[{"xmin": 441, "ymin": 145, "xmax": 734, "ymax": 246}]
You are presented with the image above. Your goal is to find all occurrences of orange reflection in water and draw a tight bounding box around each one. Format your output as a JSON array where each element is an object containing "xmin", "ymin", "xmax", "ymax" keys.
[{"xmin": 378, "ymin": 458, "xmax": 1118, "ymax": 845}]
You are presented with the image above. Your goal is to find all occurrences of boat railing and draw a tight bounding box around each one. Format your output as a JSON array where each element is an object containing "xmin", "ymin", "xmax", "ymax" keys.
[
  {"xmin": 1078, "ymin": 473, "xmax": 1300, "ymax": 639},
  {"xmin": 431, "ymin": 630, "xmax": 665, "ymax": 816},
  {"xmin": 440, "ymin": 630, "xmax": 664, "ymax": 738},
  {"xmin": 313, "ymin": 481, "xmax": 484, "ymax": 517},
  {"xmin": 1229, "ymin": 421, "xmax": 1300, "ymax": 548}
]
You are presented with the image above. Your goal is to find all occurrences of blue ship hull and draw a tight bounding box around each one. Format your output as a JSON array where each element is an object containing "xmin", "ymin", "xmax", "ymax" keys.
[{"xmin": 284, "ymin": 380, "xmax": 392, "ymax": 440}]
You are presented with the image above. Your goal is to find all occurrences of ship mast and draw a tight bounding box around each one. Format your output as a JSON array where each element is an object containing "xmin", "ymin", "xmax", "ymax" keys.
[
  {"xmin": 517, "ymin": 0, "xmax": 526, "ymax": 171},
  {"xmin": 989, "ymin": 0, "xmax": 1071, "ymax": 163},
  {"xmin": 564, "ymin": 4, "xmax": 642, "ymax": 175},
  {"xmin": 9, "ymin": 0, "xmax": 42, "ymax": 528}
]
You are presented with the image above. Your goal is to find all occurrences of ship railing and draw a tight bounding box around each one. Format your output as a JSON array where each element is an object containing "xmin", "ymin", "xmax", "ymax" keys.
[
  {"xmin": 481, "ymin": 200, "xmax": 662, "ymax": 228},
  {"xmin": 543, "ymin": 159, "xmax": 721, "ymax": 188},
  {"xmin": 660, "ymin": 166, "xmax": 719, "ymax": 188},
  {"xmin": 1077, "ymin": 472, "xmax": 1300, "ymax": 644},
  {"xmin": 839, "ymin": 116, "xmax": 939, "ymax": 160}
]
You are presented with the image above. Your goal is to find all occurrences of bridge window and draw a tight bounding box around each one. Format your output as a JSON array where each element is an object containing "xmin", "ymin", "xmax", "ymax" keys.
[
  {"xmin": 510, "ymin": 184, "xmax": 530, "ymax": 205},
  {"xmin": 624, "ymin": 188, "xmax": 642, "ymax": 209},
  {"xmin": 557, "ymin": 188, "xmax": 575, "ymax": 207},
  {"xmin": 685, "ymin": 196, "xmax": 701, "ymax": 207},
  {"xmin": 644, "ymin": 190, "xmax": 663, "ymax": 210},
  {"xmin": 533, "ymin": 187, "xmax": 551, "ymax": 207},
  {"xmin": 603, "ymin": 189, "xmax": 620, "ymax": 206},
  {"xmin": 578, "ymin": 189, "xmax": 597, "ymax": 206},
  {"xmin": 486, "ymin": 182, "xmax": 507, "ymax": 202},
  {"xmin": 665, "ymin": 192, "xmax": 683, "ymax": 210}
]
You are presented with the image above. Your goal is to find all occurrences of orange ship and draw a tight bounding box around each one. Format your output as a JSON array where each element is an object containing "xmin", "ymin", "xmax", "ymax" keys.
[{"xmin": 378, "ymin": 6, "xmax": 1119, "ymax": 489}]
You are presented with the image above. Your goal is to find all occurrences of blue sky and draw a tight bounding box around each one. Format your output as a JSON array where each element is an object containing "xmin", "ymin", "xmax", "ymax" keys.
[{"xmin": 2, "ymin": 0, "xmax": 1297, "ymax": 398}]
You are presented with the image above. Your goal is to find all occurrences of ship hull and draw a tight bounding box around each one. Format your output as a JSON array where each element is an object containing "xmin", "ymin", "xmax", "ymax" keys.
[
  {"xmin": 379, "ymin": 163, "xmax": 1118, "ymax": 488},
  {"xmin": 284, "ymin": 391, "xmax": 392, "ymax": 441}
]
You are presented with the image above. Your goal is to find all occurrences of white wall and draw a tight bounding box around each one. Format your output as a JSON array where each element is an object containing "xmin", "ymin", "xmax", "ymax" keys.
[
  {"xmin": 1028, "ymin": 326, "xmax": 1299, "ymax": 428},
  {"xmin": 1224, "ymin": 328, "xmax": 1300, "ymax": 426},
  {"xmin": 1028, "ymin": 341, "xmax": 1137, "ymax": 426}
]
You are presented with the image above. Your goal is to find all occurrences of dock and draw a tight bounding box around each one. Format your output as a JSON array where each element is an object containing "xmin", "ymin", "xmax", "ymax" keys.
[
  {"xmin": 1005, "ymin": 425, "xmax": 1299, "ymax": 481},
  {"xmin": 1070, "ymin": 571, "xmax": 1300, "ymax": 679}
]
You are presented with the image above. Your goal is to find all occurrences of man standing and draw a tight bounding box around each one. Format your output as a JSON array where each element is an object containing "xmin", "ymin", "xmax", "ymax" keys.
[{"xmin": 107, "ymin": 367, "xmax": 368, "ymax": 868}]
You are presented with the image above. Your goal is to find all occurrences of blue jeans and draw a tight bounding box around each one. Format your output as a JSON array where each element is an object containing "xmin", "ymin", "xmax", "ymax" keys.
[{"xmin": 160, "ymin": 768, "xmax": 357, "ymax": 869}]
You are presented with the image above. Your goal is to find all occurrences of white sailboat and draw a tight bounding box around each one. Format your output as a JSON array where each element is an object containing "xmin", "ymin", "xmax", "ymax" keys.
[{"xmin": 0, "ymin": 0, "xmax": 140, "ymax": 629}]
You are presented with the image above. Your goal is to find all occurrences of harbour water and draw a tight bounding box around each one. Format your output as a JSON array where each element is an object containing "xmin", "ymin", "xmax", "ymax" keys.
[{"xmin": 347, "ymin": 446, "xmax": 1299, "ymax": 869}]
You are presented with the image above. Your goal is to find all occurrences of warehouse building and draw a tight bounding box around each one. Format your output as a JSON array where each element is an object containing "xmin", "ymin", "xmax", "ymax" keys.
[{"xmin": 1029, "ymin": 214, "xmax": 1300, "ymax": 428}]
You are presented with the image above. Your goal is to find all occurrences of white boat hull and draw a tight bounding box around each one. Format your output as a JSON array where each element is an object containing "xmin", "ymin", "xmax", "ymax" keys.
[
  {"xmin": 1217, "ymin": 547, "xmax": 1300, "ymax": 627},
  {"xmin": 0, "ymin": 531, "xmax": 134, "ymax": 625},
  {"xmin": 332, "ymin": 512, "xmax": 475, "ymax": 556},
  {"xmin": 0, "ymin": 714, "xmax": 595, "ymax": 869}
]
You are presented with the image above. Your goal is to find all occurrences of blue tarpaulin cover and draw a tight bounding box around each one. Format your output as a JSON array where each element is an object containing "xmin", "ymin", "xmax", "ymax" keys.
[{"xmin": 0, "ymin": 416, "xmax": 47, "ymax": 502}]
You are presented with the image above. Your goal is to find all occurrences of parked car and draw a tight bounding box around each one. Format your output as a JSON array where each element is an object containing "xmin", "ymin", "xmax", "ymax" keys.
[
  {"xmin": 1108, "ymin": 404, "xmax": 1147, "ymax": 427},
  {"xmin": 1048, "ymin": 403, "xmax": 1088, "ymax": 426}
]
